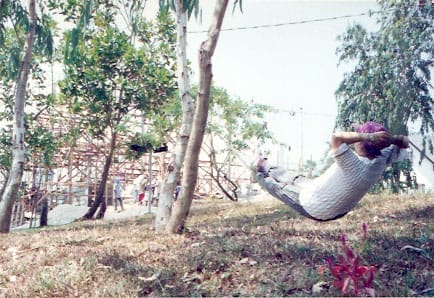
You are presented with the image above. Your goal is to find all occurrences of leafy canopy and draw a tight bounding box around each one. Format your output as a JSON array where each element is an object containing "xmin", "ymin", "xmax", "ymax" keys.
[
  {"xmin": 60, "ymin": 5, "xmax": 177, "ymax": 139},
  {"xmin": 335, "ymin": 0, "xmax": 434, "ymax": 151},
  {"xmin": 335, "ymin": 0, "xmax": 433, "ymax": 191},
  {"xmin": 207, "ymin": 86, "xmax": 274, "ymax": 151}
]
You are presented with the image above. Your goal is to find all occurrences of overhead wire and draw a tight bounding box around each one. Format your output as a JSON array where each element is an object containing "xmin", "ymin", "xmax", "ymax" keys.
[{"xmin": 187, "ymin": 8, "xmax": 393, "ymax": 34}]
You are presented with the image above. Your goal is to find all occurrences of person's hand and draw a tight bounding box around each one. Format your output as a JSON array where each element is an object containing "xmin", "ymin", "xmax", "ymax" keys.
[
  {"xmin": 371, "ymin": 131, "xmax": 391, "ymax": 149},
  {"xmin": 391, "ymin": 134, "xmax": 409, "ymax": 148}
]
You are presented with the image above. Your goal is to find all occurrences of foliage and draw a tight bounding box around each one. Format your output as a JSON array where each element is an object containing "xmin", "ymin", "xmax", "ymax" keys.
[
  {"xmin": 335, "ymin": 0, "xmax": 434, "ymax": 144},
  {"xmin": 302, "ymin": 159, "xmax": 318, "ymax": 178},
  {"xmin": 48, "ymin": 0, "xmax": 95, "ymax": 63},
  {"xmin": 326, "ymin": 224, "xmax": 376, "ymax": 297},
  {"xmin": 371, "ymin": 158, "xmax": 416, "ymax": 193},
  {"xmin": 115, "ymin": 0, "xmax": 148, "ymax": 43},
  {"xmin": 158, "ymin": 0, "xmax": 201, "ymax": 19},
  {"xmin": 56, "ymin": 2, "xmax": 177, "ymax": 219},
  {"xmin": 207, "ymin": 86, "xmax": 274, "ymax": 151},
  {"xmin": 25, "ymin": 121, "xmax": 59, "ymax": 167},
  {"xmin": 0, "ymin": 29, "xmax": 58, "ymax": 185},
  {"xmin": 125, "ymin": 94, "xmax": 181, "ymax": 160},
  {"xmin": 336, "ymin": 0, "xmax": 434, "ymax": 135},
  {"xmin": 0, "ymin": 127, "xmax": 12, "ymax": 180},
  {"xmin": 202, "ymin": 86, "xmax": 275, "ymax": 200},
  {"xmin": 0, "ymin": 0, "xmax": 56, "ymax": 176},
  {"xmin": 158, "ymin": 0, "xmax": 243, "ymax": 19},
  {"xmin": 335, "ymin": 0, "xmax": 433, "ymax": 192},
  {"xmin": 59, "ymin": 4, "xmax": 177, "ymax": 141},
  {"xmin": 0, "ymin": 29, "xmax": 23, "ymax": 81},
  {"xmin": 0, "ymin": 0, "xmax": 54, "ymax": 71},
  {"xmin": 126, "ymin": 132, "xmax": 164, "ymax": 160}
]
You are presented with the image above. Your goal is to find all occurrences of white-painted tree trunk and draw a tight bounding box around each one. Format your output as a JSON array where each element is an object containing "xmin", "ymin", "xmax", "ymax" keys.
[
  {"xmin": 155, "ymin": 0, "xmax": 195, "ymax": 231},
  {"xmin": 166, "ymin": 0, "xmax": 229, "ymax": 233},
  {"xmin": 0, "ymin": 0, "xmax": 36, "ymax": 233}
]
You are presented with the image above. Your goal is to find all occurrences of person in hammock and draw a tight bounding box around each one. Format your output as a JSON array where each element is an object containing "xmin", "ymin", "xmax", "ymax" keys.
[{"xmin": 253, "ymin": 121, "xmax": 410, "ymax": 221}]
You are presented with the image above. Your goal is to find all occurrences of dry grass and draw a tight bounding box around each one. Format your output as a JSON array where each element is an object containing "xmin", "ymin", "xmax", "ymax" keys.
[{"xmin": 0, "ymin": 193, "xmax": 432, "ymax": 297}]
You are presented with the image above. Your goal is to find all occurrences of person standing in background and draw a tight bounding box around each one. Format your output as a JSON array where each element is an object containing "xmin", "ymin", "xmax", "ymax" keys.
[
  {"xmin": 133, "ymin": 174, "xmax": 146, "ymax": 204},
  {"xmin": 113, "ymin": 177, "xmax": 125, "ymax": 212},
  {"xmin": 174, "ymin": 181, "xmax": 181, "ymax": 201}
]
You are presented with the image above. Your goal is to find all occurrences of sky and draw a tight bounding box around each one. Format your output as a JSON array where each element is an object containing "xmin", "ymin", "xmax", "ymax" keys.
[{"xmin": 184, "ymin": 0, "xmax": 380, "ymax": 168}]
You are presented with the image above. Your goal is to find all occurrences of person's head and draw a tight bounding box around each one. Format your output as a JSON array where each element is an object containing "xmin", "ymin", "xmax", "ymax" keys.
[{"xmin": 354, "ymin": 121, "xmax": 389, "ymax": 158}]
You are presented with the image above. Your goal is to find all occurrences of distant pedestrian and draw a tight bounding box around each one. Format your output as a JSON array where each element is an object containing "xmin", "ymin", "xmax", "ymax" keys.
[
  {"xmin": 113, "ymin": 177, "xmax": 125, "ymax": 212},
  {"xmin": 174, "ymin": 182, "xmax": 181, "ymax": 201},
  {"xmin": 133, "ymin": 174, "xmax": 146, "ymax": 204}
]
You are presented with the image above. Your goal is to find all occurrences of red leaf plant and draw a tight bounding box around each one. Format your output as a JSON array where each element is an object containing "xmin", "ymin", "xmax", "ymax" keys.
[{"xmin": 326, "ymin": 224, "xmax": 376, "ymax": 297}]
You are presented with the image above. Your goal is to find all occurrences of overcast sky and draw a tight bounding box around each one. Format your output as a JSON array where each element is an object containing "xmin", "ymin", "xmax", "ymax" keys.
[{"xmin": 185, "ymin": 0, "xmax": 379, "ymax": 167}]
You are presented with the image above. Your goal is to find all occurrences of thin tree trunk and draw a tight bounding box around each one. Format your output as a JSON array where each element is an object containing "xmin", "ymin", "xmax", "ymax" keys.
[
  {"xmin": 0, "ymin": 0, "xmax": 36, "ymax": 233},
  {"xmin": 155, "ymin": 0, "xmax": 194, "ymax": 231},
  {"xmin": 39, "ymin": 169, "xmax": 49, "ymax": 227},
  {"xmin": 82, "ymin": 132, "xmax": 117, "ymax": 220},
  {"xmin": 166, "ymin": 0, "xmax": 229, "ymax": 234},
  {"xmin": 0, "ymin": 173, "xmax": 10, "ymax": 199}
]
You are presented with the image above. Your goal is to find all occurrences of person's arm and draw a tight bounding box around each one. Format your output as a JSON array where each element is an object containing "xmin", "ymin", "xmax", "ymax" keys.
[{"xmin": 331, "ymin": 131, "xmax": 391, "ymax": 150}]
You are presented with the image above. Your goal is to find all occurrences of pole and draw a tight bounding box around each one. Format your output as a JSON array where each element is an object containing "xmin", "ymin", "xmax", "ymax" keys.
[
  {"xmin": 147, "ymin": 151, "xmax": 153, "ymax": 213},
  {"xmin": 300, "ymin": 107, "xmax": 304, "ymax": 172}
]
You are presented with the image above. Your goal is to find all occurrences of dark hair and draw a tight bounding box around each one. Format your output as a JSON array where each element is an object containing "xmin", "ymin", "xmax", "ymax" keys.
[{"xmin": 355, "ymin": 121, "xmax": 389, "ymax": 157}]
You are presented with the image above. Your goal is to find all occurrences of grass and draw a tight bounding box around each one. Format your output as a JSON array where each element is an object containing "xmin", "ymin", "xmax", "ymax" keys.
[{"xmin": 0, "ymin": 193, "xmax": 432, "ymax": 297}]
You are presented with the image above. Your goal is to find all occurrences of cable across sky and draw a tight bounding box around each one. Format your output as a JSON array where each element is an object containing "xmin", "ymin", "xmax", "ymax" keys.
[{"xmin": 188, "ymin": 8, "xmax": 391, "ymax": 34}]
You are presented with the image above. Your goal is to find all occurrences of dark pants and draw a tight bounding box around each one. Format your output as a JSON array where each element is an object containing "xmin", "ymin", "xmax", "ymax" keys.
[{"xmin": 114, "ymin": 197, "xmax": 124, "ymax": 210}]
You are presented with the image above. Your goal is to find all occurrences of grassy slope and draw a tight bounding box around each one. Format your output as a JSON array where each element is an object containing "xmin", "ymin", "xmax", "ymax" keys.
[{"xmin": 0, "ymin": 193, "xmax": 432, "ymax": 297}]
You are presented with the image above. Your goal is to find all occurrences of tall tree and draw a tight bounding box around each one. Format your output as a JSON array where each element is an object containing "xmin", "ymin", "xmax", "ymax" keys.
[
  {"xmin": 0, "ymin": 0, "xmax": 53, "ymax": 233},
  {"xmin": 335, "ymin": 0, "xmax": 434, "ymax": 147},
  {"xmin": 335, "ymin": 0, "xmax": 433, "ymax": 192},
  {"xmin": 60, "ymin": 5, "xmax": 177, "ymax": 219},
  {"xmin": 155, "ymin": 0, "xmax": 197, "ymax": 231},
  {"xmin": 166, "ymin": 0, "xmax": 229, "ymax": 233}
]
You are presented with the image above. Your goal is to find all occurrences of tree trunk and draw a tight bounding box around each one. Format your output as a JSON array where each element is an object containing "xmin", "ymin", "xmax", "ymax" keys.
[
  {"xmin": 166, "ymin": 0, "xmax": 229, "ymax": 234},
  {"xmin": 39, "ymin": 169, "xmax": 50, "ymax": 227},
  {"xmin": 0, "ymin": 0, "xmax": 36, "ymax": 233},
  {"xmin": 155, "ymin": 0, "xmax": 195, "ymax": 231},
  {"xmin": 39, "ymin": 192, "xmax": 48, "ymax": 227},
  {"xmin": 82, "ymin": 132, "xmax": 117, "ymax": 220},
  {"xmin": 0, "ymin": 173, "xmax": 10, "ymax": 200}
]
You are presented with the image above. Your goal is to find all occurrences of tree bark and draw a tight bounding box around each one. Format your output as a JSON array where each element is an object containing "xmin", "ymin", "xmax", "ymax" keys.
[
  {"xmin": 39, "ymin": 191, "xmax": 48, "ymax": 227},
  {"xmin": 0, "ymin": 173, "xmax": 10, "ymax": 200},
  {"xmin": 82, "ymin": 132, "xmax": 117, "ymax": 220},
  {"xmin": 0, "ymin": 0, "xmax": 36, "ymax": 233},
  {"xmin": 39, "ymin": 169, "xmax": 50, "ymax": 227},
  {"xmin": 155, "ymin": 0, "xmax": 194, "ymax": 231},
  {"xmin": 166, "ymin": 0, "xmax": 229, "ymax": 234}
]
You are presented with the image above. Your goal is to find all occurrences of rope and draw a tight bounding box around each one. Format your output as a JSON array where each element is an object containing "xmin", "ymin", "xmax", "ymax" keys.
[{"xmin": 409, "ymin": 139, "xmax": 434, "ymax": 170}]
